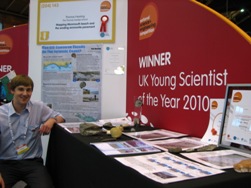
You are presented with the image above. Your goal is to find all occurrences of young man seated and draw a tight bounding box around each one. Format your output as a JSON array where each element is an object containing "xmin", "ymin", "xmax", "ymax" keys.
[{"xmin": 0, "ymin": 75, "xmax": 65, "ymax": 188}]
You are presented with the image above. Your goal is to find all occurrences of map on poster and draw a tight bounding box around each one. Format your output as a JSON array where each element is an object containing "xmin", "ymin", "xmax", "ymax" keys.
[{"xmin": 43, "ymin": 62, "xmax": 72, "ymax": 72}]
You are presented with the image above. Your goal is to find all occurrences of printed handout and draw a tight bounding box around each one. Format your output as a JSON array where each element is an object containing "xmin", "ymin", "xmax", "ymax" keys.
[
  {"xmin": 147, "ymin": 137, "xmax": 209, "ymax": 151},
  {"xmin": 99, "ymin": 117, "xmax": 133, "ymax": 127},
  {"xmin": 201, "ymin": 98, "xmax": 224, "ymax": 144},
  {"xmin": 123, "ymin": 129, "xmax": 188, "ymax": 141},
  {"xmin": 91, "ymin": 139, "xmax": 161, "ymax": 156},
  {"xmin": 115, "ymin": 152, "xmax": 224, "ymax": 184},
  {"xmin": 58, "ymin": 122, "xmax": 82, "ymax": 133}
]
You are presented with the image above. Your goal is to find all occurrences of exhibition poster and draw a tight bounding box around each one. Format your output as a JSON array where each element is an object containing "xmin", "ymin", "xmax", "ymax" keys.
[{"xmin": 41, "ymin": 44, "xmax": 102, "ymax": 122}]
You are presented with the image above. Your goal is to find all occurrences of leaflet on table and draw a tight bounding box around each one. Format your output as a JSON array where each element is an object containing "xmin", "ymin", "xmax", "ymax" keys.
[
  {"xmin": 58, "ymin": 122, "xmax": 82, "ymax": 133},
  {"xmin": 58, "ymin": 117, "xmax": 132, "ymax": 133},
  {"xmin": 58, "ymin": 122, "xmax": 102, "ymax": 133},
  {"xmin": 90, "ymin": 139, "xmax": 161, "ymax": 156},
  {"xmin": 115, "ymin": 152, "xmax": 224, "ymax": 184},
  {"xmin": 181, "ymin": 149, "xmax": 251, "ymax": 169},
  {"xmin": 123, "ymin": 129, "xmax": 188, "ymax": 141},
  {"xmin": 147, "ymin": 137, "xmax": 209, "ymax": 151},
  {"xmin": 99, "ymin": 117, "xmax": 133, "ymax": 127},
  {"xmin": 201, "ymin": 98, "xmax": 224, "ymax": 144}
]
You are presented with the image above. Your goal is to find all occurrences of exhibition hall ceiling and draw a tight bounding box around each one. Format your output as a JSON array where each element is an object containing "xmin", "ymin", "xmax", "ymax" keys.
[
  {"xmin": 0, "ymin": 0, "xmax": 29, "ymax": 20},
  {"xmin": 0, "ymin": 0, "xmax": 250, "ymax": 35},
  {"xmin": 0, "ymin": 0, "xmax": 29, "ymax": 28},
  {"xmin": 198, "ymin": 0, "xmax": 251, "ymax": 36}
]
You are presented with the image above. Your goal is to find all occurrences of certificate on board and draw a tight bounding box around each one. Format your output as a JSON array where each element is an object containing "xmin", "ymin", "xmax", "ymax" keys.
[{"xmin": 37, "ymin": 0, "xmax": 116, "ymax": 44}]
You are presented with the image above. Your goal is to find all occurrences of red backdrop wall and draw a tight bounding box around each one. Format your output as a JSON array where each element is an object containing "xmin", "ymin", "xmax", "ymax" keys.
[
  {"xmin": 126, "ymin": 0, "xmax": 251, "ymax": 137},
  {"xmin": 0, "ymin": 24, "xmax": 28, "ymax": 78}
]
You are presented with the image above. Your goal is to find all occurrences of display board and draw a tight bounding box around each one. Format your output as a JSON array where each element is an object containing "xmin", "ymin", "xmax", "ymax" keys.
[
  {"xmin": 0, "ymin": 24, "xmax": 28, "ymax": 102},
  {"xmin": 0, "ymin": 24, "xmax": 28, "ymax": 78},
  {"xmin": 126, "ymin": 0, "xmax": 251, "ymax": 137},
  {"xmin": 218, "ymin": 84, "xmax": 251, "ymax": 154}
]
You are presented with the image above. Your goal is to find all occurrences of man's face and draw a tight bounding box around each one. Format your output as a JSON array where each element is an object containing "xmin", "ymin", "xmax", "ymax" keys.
[{"xmin": 11, "ymin": 85, "xmax": 33, "ymax": 106}]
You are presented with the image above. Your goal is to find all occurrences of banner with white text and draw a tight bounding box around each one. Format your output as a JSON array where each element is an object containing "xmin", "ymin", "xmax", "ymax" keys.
[{"xmin": 127, "ymin": 0, "xmax": 251, "ymax": 137}]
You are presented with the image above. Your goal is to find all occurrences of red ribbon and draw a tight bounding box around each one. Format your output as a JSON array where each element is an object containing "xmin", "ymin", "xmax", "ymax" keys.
[{"xmin": 100, "ymin": 15, "xmax": 109, "ymax": 32}]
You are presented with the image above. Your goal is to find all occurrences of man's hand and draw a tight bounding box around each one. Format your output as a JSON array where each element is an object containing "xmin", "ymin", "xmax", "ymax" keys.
[
  {"xmin": 0, "ymin": 173, "xmax": 5, "ymax": 188},
  {"xmin": 39, "ymin": 118, "xmax": 56, "ymax": 135}
]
